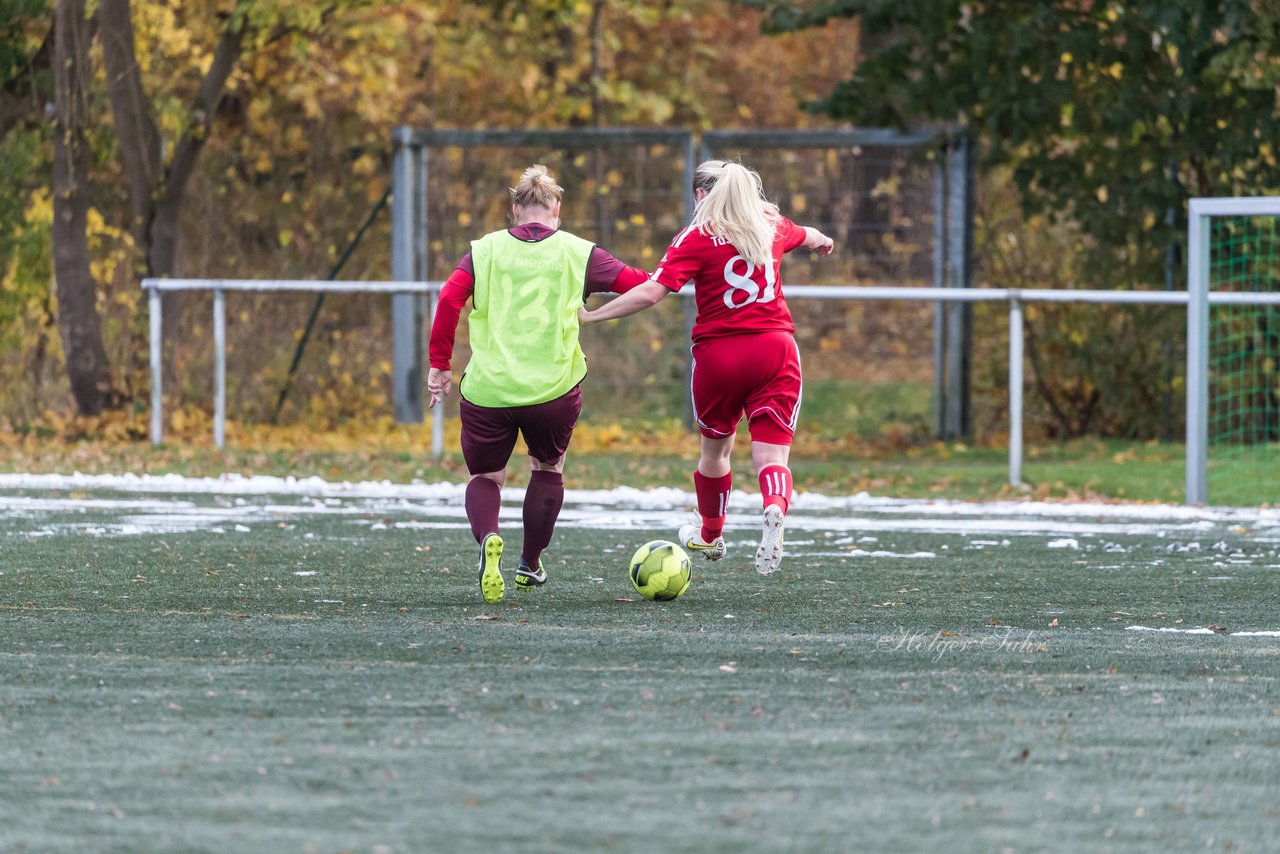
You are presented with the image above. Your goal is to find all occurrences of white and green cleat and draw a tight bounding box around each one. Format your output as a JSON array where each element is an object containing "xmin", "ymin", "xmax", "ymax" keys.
[
  {"xmin": 677, "ymin": 522, "xmax": 727, "ymax": 561},
  {"xmin": 478, "ymin": 532, "xmax": 504, "ymax": 604}
]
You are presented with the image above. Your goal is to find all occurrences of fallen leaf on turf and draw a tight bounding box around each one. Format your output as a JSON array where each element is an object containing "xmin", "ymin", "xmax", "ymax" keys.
[
  {"xmin": 940, "ymin": 631, "xmax": 958, "ymax": 637},
  {"xmin": 1049, "ymin": 618, "xmax": 1060, "ymax": 628},
  {"xmin": 469, "ymin": 614, "xmax": 502, "ymax": 622},
  {"xmin": 1208, "ymin": 624, "xmax": 1228, "ymax": 633},
  {"xmin": 719, "ymin": 664, "xmax": 737, "ymax": 673},
  {"xmin": 988, "ymin": 619, "xmax": 1000, "ymax": 626}
]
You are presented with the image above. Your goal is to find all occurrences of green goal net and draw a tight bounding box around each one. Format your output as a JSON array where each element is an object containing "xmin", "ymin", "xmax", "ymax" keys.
[{"xmin": 1193, "ymin": 203, "xmax": 1280, "ymax": 505}]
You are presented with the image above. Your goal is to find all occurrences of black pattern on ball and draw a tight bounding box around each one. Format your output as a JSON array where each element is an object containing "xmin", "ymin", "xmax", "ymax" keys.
[{"xmin": 628, "ymin": 540, "xmax": 691, "ymax": 601}]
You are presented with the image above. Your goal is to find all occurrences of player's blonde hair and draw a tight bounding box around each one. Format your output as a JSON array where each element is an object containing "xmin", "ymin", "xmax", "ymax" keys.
[
  {"xmin": 690, "ymin": 160, "xmax": 780, "ymax": 267},
  {"xmin": 511, "ymin": 164, "xmax": 564, "ymax": 210}
]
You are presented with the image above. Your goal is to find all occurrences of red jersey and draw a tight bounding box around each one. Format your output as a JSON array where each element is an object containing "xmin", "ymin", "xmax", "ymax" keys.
[{"xmin": 653, "ymin": 216, "xmax": 807, "ymax": 341}]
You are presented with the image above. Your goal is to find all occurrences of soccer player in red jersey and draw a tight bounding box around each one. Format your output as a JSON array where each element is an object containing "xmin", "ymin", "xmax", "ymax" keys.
[
  {"xmin": 579, "ymin": 160, "xmax": 834, "ymax": 575},
  {"xmin": 428, "ymin": 165, "xmax": 650, "ymax": 603}
]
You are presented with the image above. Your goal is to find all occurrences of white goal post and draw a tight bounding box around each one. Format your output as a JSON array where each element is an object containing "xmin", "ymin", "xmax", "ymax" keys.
[{"xmin": 1185, "ymin": 197, "xmax": 1280, "ymax": 504}]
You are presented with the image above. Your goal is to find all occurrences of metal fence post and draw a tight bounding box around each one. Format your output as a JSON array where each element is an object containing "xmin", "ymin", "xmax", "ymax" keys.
[
  {"xmin": 391, "ymin": 126, "xmax": 423, "ymax": 423},
  {"xmin": 1008, "ymin": 294, "xmax": 1024, "ymax": 487},
  {"xmin": 149, "ymin": 284, "xmax": 163, "ymax": 445},
  {"xmin": 944, "ymin": 134, "xmax": 974, "ymax": 439},
  {"xmin": 213, "ymin": 287, "xmax": 226, "ymax": 449},
  {"xmin": 932, "ymin": 158, "xmax": 946, "ymax": 439}
]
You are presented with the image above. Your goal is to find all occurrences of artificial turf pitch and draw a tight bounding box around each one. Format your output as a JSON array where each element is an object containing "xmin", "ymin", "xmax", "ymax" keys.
[{"xmin": 1, "ymin": 486, "xmax": 1278, "ymax": 853}]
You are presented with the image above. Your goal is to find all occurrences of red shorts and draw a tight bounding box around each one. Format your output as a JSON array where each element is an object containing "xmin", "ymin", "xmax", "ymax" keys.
[
  {"xmin": 459, "ymin": 386, "xmax": 583, "ymax": 474},
  {"xmin": 690, "ymin": 331, "xmax": 802, "ymax": 445}
]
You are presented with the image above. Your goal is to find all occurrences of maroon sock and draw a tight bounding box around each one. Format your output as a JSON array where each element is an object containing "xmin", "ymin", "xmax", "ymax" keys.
[
  {"xmin": 758, "ymin": 464, "xmax": 792, "ymax": 514},
  {"xmin": 694, "ymin": 470, "xmax": 732, "ymax": 540},
  {"xmin": 465, "ymin": 477, "xmax": 502, "ymax": 543},
  {"xmin": 522, "ymin": 470, "xmax": 564, "ymax": 565}
]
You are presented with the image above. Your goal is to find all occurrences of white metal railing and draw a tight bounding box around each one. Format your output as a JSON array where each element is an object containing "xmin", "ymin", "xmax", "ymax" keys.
[
  {"xmin": 142, "ymin": 279, "xmax": 437, "ymax": 450},
  {"xmin": 142, "ymin": 278, "xmax": 1280, "ymax": 499}
]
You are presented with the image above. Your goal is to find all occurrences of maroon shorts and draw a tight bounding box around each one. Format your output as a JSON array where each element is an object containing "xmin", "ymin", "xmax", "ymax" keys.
[
  {"xmin": 459, "ymin": 386, "xmax": 583, "ymax": 474},
  {"xmin": 691, "ymin": 331, "xmax": 802, "ymax": 445}
]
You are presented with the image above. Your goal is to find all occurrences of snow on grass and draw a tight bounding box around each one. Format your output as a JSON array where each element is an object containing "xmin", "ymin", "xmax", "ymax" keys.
[{"xmin": 2, "ymin": 471, "xmax": 1277, "ymax": 540}]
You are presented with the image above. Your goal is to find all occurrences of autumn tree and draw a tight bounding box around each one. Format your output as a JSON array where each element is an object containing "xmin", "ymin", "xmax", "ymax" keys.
[
  {"xmin": 43, "ymin": 0, "xmax": 364, "ymax": 415},
  {"xmin": 745, "ymin": 0, "xmax": 1280, "ymax": 438},
  {"xmin": 748, "ymin": 0, "xmax": 1280, "ymax": 286},
  {"xmin": 4, "ymin": 0, "xmax": 862, "ymax": 427},
  {"xmin": 1, "ymin": 3, "xmax": 57, "ymax": 418},
  {"xmin": 108, "ymin": 3, "xmax": 356, "ymax": 320}
]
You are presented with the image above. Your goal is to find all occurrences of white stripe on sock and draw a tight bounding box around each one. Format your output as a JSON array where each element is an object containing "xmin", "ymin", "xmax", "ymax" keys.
[{"xmin": 762, "ymin": 468, "xmax": 791, "ymax": 500}]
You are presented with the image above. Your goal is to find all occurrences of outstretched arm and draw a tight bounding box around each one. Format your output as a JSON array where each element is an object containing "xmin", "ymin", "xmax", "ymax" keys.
[{"xmin": 579, "ymin": 278, "xmax": 670, "ymax": 324}]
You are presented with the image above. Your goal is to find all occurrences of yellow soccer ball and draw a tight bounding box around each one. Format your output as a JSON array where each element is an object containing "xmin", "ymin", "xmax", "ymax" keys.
[{"xmin": 629, "ymin": 540, "xmax": 691, "ymax": 601}]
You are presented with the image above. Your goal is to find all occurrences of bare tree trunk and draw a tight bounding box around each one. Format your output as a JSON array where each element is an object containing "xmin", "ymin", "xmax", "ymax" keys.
[
  {"xmin": 98, "ymin": 0, "xmax": 161, "ymax": 264},
  {"xmin": 52, "ymin": 0, "xmax": 112, "ymax": 415}
]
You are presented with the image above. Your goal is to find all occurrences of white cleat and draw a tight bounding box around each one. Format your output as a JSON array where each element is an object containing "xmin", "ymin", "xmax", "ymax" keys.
[
  {"xmin": 755, "ymin": 505, "xmax": 785, "ymax": 575},
  {"xmin": 677, "ymin": 522, "xmax": 728, "ymax": 561}
]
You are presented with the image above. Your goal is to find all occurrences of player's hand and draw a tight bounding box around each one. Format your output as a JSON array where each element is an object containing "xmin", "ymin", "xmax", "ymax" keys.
[
  {"xmin": 578, "ymin": 306, "xmax": 593, "ymax": 325},
  {"xmin": 427, "ymin": 367, "xmax": 452, "ymax": 408},
  {"xmin": 803, "ymin": 226, "xmax": 835, "ymax": 257}
]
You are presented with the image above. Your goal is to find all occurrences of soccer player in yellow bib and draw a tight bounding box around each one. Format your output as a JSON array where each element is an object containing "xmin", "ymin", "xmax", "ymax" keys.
[{"xmin": 428, "ymin": 165, "xmax": 650, "ymax": 604}]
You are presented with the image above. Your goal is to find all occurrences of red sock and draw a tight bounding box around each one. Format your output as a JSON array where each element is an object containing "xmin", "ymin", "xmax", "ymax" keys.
[
  {"xmin": 694, "ymin": 470, "xmax": 732, "ymax": 540},
  {"xmin": 521, "ymin": 470, "xmax": 564, "ymax": 565},
  {"xmin": 465, "ymin": 477, "xmax": 502, "ymax": 543},
  {"xmin": 759, "ymin": 464, "xmax": 792, "ymax": 514}
]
